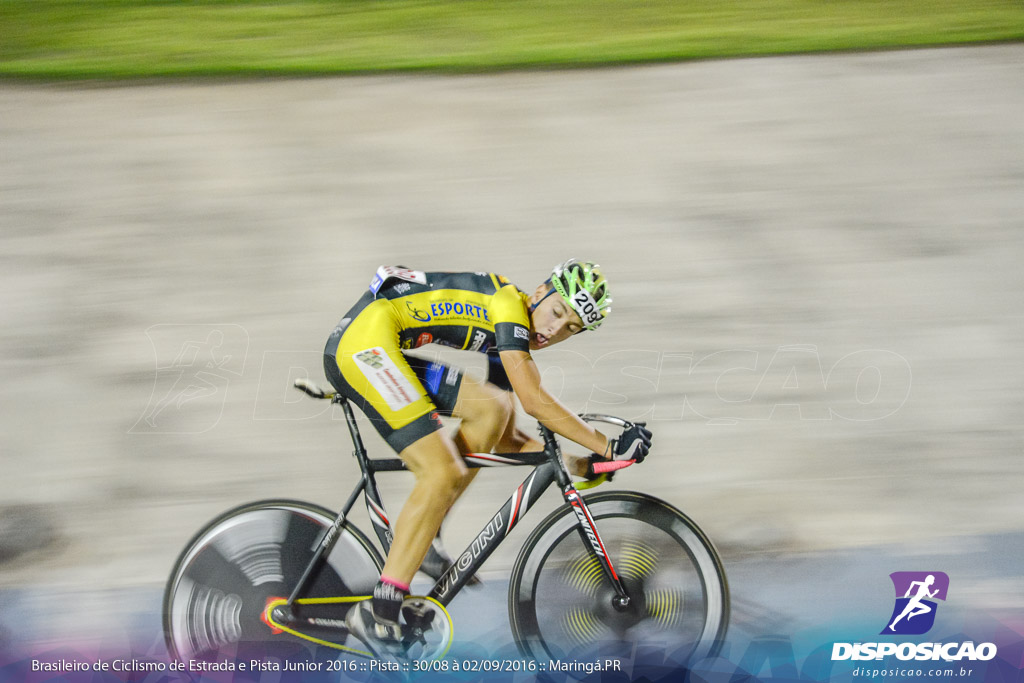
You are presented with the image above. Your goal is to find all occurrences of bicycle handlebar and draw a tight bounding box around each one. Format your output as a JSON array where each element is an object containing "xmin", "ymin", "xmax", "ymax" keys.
[
  {"xmin": 294, "ymin": 378, "xmax": 336, "ymax": 400},
  {"xmin": 578, "ymin": 414, "xmax": 636, "ymax": 430}
]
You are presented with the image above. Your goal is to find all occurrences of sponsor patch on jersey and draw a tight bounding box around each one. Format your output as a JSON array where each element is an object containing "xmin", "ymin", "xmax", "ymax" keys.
[
  {"xmin": 424, "ymin": 361, "xmax": 445, "ymax": 395},
  {"xmin": 416, "ymin": 332, "xmax": 434, "ymax": 348},
  {"xmin": 429, "ymin": 301, "xmax": 491, "ymax": 322},
  {"xmin": 469, "ymin": 329, "xmax": 488, "ymax": 352},
  {"xmin": 370, "ymin": 265, "xmax": 427, "ymax": 295},
  {"xmin": 352, "ymin": 347, "xmax": 420, "ymax": 411},
  {"xmin": 405, "ymin": 300, "xmax": 432, "ymax": 323},
  {"xmin": 514, "ymin": 326, "xmax": 530, "ymax": 341},
  {"xmin": 354, "ymin": 349, "xmax": 385, "ymax": 369}
]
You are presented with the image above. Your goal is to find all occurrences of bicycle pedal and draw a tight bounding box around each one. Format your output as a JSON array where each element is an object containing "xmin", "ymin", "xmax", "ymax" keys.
[
  {"xmin": 396, "ymin": 597, "xmax": 454, "ymax": 661},
  {"xmin": 402, "ymin": 601, "xmax": 436, "ymax": 629}
]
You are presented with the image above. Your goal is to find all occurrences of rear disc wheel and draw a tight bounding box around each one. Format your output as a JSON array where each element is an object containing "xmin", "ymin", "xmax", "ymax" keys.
[{"xmin": 163, "ymin": 499, "xmax": 383, "ymax": 662}]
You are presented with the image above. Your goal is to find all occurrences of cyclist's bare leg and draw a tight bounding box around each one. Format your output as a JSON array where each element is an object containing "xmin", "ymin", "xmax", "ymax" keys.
[
  {"xmin": 448, "ymin": 376, "xmax": 515, "ymax": 497},
  {"xmin": 414, "ymin": 377, "xmax": 511, "ymax": 583},
  {"xmin": 380, "ymin": 430, "xmax": 468, "ymax": 584},
  {"xmin": 350, "ymin": 430, "xmax": 465, "ymax": 646},
  {"xmin": 414, "ymin": 379, "xmax": 597, "ymax": 589},
  {"xmin": 446, "ymin": 378, "xmax": 589, "ymax": 492},
  {"xmin": 492, "ymin": 398, "xmax": 590, "ymax": 476},
  {"xmin": 426, "ymin": 377, "xmax": 592, "ymax": 540}
]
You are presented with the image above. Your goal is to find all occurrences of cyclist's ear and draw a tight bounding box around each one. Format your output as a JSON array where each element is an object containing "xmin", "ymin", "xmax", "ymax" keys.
[{"xmin": 530, "ymin": 283, "xmax": 550, "ymax": 304}]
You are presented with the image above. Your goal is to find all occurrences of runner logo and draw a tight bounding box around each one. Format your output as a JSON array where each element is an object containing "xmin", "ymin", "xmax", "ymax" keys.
[
  {"xmin": 882, "ymin": 572, "xmax": 949, "ymax": 635},
  {"xmin": 832, "ymin": 571, "xmax": 996, "ymax": 662}
]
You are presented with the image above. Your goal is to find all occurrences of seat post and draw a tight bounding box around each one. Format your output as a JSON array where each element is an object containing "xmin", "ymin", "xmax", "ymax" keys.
[{"xmin": 336, "ymin": 395, "xmax": 372, "ymax": 468}]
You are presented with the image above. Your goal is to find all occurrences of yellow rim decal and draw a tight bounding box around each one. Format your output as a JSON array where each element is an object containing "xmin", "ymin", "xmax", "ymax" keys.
[{"xmin": 565, "ymin": 554, "xmax": 604, "ymax": 597}]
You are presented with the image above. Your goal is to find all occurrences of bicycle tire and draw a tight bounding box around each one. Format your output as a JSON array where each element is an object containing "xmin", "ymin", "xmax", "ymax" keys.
[
  {"xmin": 163, "ymin": 499, "xmax": 384, "ymax": 662},
  {"xmin": 508, "ymin": 491, "xmax": 729, "ymax": 666}
]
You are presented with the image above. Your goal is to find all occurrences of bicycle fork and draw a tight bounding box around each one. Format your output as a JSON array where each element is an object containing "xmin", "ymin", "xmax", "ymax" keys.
[
  {"xmin": 540, "ymin": 425, "xmax": 633, "ymax": 611},
  {"xmin": 562, "ymin": 484, "xmax": 633, "ymax": 611}
]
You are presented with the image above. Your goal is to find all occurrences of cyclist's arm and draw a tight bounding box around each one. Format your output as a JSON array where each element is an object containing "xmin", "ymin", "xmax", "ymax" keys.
[{"xmin": 499, "ymin": 349, "xmax": 611, "ymax": 456}]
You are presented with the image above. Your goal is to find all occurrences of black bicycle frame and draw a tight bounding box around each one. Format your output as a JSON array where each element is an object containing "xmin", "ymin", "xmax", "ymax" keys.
[{"xmin": 285, "ymin": 396, "xmax": 630, "ymax": 613}]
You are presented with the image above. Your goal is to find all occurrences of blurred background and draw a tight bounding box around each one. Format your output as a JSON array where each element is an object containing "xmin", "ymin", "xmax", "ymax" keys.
[{"xmin": 1, "ymin": 0, "xmax": 1023, "ymax": 662}]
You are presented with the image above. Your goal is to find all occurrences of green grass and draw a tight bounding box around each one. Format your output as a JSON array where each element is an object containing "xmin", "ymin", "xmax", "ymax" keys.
[{"xmin": 1, "ymin": 0, "xmax": 1023, "ymax": 79}]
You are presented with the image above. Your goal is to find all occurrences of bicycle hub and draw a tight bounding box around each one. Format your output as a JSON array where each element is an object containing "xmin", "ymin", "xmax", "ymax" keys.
[{"xmin": 612, "ymin": 595, "xmax": 632, "ymax": 611}]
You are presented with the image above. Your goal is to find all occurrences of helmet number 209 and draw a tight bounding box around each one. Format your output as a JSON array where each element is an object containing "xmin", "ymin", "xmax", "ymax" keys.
[{"xmin": 572, "ymin": 290, "xmax": 603, "ymax": 326}]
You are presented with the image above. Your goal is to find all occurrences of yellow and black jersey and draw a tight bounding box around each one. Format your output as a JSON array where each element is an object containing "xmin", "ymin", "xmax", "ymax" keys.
[
  {"xmin": 371, "ymin": 269, "xmax": 532, "ymax": 354},
  {"xmin": 322, "ymin": 267, "xmax": 532, "ymax": 453}
]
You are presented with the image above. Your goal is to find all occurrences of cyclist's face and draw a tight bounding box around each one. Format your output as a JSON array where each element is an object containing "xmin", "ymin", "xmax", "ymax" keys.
[{"xmin": 528, "ymin": 284, "xmax": 584, "ymax": 350}]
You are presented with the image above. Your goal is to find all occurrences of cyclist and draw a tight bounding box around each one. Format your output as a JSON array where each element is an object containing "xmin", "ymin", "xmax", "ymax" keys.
[{"xmin": 322, "ymin": 260, "xmax": 652, "ymax": 653}]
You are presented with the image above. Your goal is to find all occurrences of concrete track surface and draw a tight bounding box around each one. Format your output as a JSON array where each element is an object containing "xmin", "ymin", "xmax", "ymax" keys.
[{"xmin": 1, "ymin": 45, "xmax": 1023, "ymax": 649}]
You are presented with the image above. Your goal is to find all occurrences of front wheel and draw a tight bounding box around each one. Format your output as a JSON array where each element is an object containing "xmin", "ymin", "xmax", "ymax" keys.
[
  {"xmin": 163, "ymin": 499, "xmax": 384, "ymax": 662},
  {"xmin": 509, "ymin": 491, "xmax": 729, "ymax": 666}
]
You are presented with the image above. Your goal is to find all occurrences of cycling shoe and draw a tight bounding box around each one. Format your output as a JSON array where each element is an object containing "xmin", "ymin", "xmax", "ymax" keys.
[{"xmin": 345, "ymin": 602, "xmax": 406, "ymax": 657}]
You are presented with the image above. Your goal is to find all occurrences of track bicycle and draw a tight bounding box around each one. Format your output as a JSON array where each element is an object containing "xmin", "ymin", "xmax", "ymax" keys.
[{"xmin": 163, "ymin": 378, "xmax": 729, "ymax": 666}]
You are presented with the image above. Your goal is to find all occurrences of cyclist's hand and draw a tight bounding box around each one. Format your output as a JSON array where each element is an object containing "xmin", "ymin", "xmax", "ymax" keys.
[
  {"xmin": 610, "ymin": 423, "xmax": 652, "ymax": 463},
  {"xmin": 579, "ymin": 454, "xmax": 630, "ymax": 489}
]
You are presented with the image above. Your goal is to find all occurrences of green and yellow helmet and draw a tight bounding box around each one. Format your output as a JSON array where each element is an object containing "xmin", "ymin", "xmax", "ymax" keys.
[{"xmin": 549, "ymin": 259, "xmax": 611, "ymax": 331}]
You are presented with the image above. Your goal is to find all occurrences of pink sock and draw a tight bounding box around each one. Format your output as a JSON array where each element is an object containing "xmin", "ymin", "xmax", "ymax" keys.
[{"xmin": 380, "ymin": 575, "xmax": 410, "ymax": 593}]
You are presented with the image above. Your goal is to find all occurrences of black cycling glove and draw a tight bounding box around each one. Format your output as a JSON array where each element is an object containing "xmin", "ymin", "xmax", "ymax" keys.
[{"xmin": 609, "ymin": 422, "xmax": 652, "ymax": 463}]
